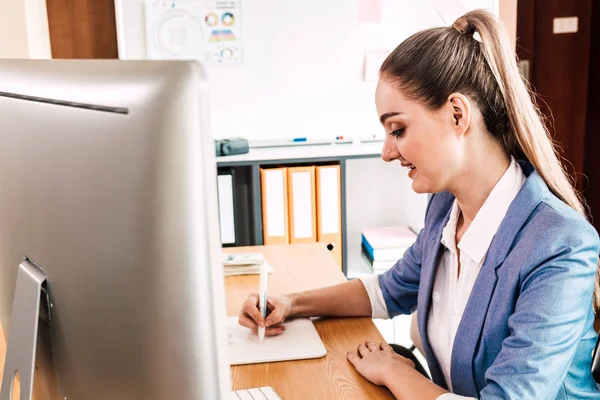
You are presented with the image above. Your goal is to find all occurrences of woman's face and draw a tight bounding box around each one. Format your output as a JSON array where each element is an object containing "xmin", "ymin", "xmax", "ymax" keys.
[{"xmin": 375, "ymin": 78, "xmax": 465, "ymax": 194}]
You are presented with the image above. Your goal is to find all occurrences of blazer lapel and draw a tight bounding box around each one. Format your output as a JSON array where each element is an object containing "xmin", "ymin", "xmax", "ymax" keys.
[{"xmin": 450, "ymin": 163, "xmax": 549, "ymax": 396}]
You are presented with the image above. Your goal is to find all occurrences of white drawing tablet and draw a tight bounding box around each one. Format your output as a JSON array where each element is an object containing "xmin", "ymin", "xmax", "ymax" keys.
[{"xmin": 226, "ymin": 316, "xmax": 327, "ymax": 365}]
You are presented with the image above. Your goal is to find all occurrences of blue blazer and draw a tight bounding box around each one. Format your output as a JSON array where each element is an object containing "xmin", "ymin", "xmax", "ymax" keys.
[{"xmin": 378, "ymin": 161, "xmax": 600, "ymax": 399}]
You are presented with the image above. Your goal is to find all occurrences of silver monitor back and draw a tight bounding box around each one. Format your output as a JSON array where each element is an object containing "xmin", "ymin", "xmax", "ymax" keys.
[{"xmin": 0, "ymin": 59, "xmax": 230, "ymax": 399}]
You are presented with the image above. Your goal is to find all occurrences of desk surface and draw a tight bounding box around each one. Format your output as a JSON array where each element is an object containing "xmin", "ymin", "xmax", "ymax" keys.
[
  {"xmin": 0, "ymin": 244, "xmax": 393, "ymax": 399},
  {"xmin": 225, "ymin": 243, "xmax": 394, "ymax": 399}
]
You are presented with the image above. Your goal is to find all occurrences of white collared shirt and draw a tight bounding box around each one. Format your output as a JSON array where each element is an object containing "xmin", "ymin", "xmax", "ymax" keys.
[{"xmin": 359, "ymin": 158, "xmax": 526, "ymax": 399}]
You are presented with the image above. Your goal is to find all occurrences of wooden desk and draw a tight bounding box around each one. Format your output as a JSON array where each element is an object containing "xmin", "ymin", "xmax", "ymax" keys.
[
  {"xmin": 225, "ymin": 243, "xmax": 394, "ymax": 399},
  {"xmin": 0, "ymin": 243, "xmax": 393, "ymax": 399}
]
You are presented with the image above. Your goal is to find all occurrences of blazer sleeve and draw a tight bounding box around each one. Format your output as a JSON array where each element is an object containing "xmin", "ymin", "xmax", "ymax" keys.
[
  {"xmin": 377, "ymin": 195, "xmax": 435, "ymax": 318},
  {"xmin": 480, "ymin": 218, "xmax": 600, "ymax": 399}
]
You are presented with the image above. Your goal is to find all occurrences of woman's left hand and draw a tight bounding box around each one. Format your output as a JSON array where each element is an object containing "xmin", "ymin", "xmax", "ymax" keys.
[{"xmin": 347, "ymin": 341, "xmax": 416, "ymax": 386}]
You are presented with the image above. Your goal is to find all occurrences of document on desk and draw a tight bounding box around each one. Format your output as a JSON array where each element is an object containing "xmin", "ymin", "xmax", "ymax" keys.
[
  {"xmin": 226, "ymin": 316, "xmax": 327, "ymax": 365},
  {"xmin": 222, "ymin": 252, "xmax": 274, "ymax": 276}
]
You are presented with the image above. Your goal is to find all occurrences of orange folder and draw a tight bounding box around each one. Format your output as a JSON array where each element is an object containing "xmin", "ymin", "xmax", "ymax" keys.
[
  {"xmin": 260, "ymin": 167, "xmax": 289, "ymax": 245},
  {"xmin": 287, "ymin": 166, "xmax": 317, "ymax": 244},
  {"xmin": 316, "ymin": 165, "xmax": 343, "ymax": 268}
]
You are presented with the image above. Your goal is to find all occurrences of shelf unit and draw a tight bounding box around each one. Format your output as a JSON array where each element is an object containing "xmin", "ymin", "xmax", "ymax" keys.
[{"xmin": 216, "ymin": 141, "xmax": 428, "ymax": 278}]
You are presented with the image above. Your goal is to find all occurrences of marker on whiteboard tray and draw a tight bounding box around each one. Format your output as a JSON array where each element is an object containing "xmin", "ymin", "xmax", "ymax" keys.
[{"xmin": 292, "ymin": 137, "xmax": 307, "ymax": 143}]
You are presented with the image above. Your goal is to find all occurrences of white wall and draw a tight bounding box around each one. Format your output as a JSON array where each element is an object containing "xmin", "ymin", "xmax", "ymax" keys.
[
  {"xmin": 115, "ymin": 0, "xmax": 498, "ymax": 142},
  {"xmin": 0, "ymin": 0, "xmax": 51, "ymax": 59}
]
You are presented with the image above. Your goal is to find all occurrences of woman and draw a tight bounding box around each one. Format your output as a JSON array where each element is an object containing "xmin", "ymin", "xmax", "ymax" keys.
[{"xmin": 239, "ymin": 10, "xmax": 600, "ymax": 399}]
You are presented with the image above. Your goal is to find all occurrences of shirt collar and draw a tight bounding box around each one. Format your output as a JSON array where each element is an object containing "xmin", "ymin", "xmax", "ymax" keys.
[
  {"xmin": 441, "ymin": 200, "xmax": 460, "ymax": 253},
  {"xmin": 441, "ymin": 158, "xmax": 526, "ymax": 264}
]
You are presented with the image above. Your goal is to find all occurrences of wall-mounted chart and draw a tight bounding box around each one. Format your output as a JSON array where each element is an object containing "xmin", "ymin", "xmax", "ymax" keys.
[{"xmin": 145, "ymin": 0, "xmax": 242, "ymax": 64}]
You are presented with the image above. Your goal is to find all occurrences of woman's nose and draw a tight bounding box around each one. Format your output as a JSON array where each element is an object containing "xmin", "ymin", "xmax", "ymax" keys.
[{"xmin": 381, "ymin": 137, "xmax": 399, "ymax": 162}]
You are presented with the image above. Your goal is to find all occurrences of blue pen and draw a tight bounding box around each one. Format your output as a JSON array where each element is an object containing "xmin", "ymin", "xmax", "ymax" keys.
[{"xmin": 292, "ymin": 137, "xmax": 307, "ymax": 142}]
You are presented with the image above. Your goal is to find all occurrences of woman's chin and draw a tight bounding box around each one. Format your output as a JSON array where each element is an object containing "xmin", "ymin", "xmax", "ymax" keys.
[{"xmin": 411, "ymin": 180, "xmax": 430, "ymax": 194}]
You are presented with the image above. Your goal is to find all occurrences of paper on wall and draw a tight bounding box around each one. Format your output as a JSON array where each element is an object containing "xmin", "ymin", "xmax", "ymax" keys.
[{"xmin": 145, "ymin": 0, "xmax": 242, "ymax": 64}]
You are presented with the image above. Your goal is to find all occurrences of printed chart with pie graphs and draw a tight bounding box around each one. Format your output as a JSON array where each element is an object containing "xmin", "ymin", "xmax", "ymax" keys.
[{"xmin": 145, "ymin": 0, "xmax": 242, "ymax": 64}]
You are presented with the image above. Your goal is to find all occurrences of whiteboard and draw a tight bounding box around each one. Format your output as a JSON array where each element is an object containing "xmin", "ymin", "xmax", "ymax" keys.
[{"xmin": 115, "ymin": 0, "xmax": 498, "ymax": 141}]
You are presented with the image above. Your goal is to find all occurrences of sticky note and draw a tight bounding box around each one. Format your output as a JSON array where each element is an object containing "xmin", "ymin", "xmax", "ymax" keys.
[{"xmin": 358, "ymin": 0, "xmax": 383, "ymax": 23}]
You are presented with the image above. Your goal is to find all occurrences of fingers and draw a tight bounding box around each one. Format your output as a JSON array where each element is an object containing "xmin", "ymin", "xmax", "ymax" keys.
[
  {"xmin": 374, "ymin": 342, "xmax": 416, "ymax": 368},
  {"xmin": 240, "ymin": 293, "xmax": 265, "ymax": 328},
  {"xmin": 264, "ymin": 324, "xmax": 286, "ymax": 336},
  {"xmin": 347, "ymin": 351, "xmax": 360, "ymax": 366},
  {"xmin": 239, "ymin": 314, "xmax": 286, "ymax": 336},
  {"xmin": 366, "ymin": 341, "xmax": 379, "ymax": 352},
  {"xmin": 357, "ymin": 343, "xmax": 370, "ymax": 358},
  {"xmin": 265, "ymin": 306, "xmax": 286, "ymax": 327},
  {"xmin": 238, "ymin": 313, "xmax": 259, "ymax": 331},
  {"xmin": 266, "ymin": 298, "xmax": 276, "ymax": 313},
  {"xmin": 358, "ymin": 341, "xmax": 379, "ymax": 357},
  {"xmin": 379, "ymin": 342, "xmax": 393, "ymax": 353}
]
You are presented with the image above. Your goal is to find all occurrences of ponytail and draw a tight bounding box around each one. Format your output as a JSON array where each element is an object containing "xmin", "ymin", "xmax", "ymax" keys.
[{"xmin": 380, "ymin": 10, "xmax": 599, "ymax": 311}]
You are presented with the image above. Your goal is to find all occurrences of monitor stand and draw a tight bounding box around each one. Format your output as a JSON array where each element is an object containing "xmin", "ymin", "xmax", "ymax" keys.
[{"xmin": 0, "ymin": 259, "xmax": 47, "ymax": 400}]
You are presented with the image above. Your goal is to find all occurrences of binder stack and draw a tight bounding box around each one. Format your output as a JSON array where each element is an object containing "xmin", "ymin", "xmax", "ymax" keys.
[
  {"xmin": 361, "ymin": 225, "xmax": 417, "ymax": 274},
  {"xmin": 259, "ymin": 164, "xmax": 343, "ymax": 269}
]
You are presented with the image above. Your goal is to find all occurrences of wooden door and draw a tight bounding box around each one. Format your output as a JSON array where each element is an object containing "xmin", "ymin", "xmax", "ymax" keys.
[
  {"xmin": 516, "ymin": 0, "xmax": 593, "ymax": 191},
  {"xmin": 584, "ymin": 5, "xmax": 600, "ymax": 230},
  {"xmin": 46, "ymin": 0, "xmax": 118, "ymax": 59}
]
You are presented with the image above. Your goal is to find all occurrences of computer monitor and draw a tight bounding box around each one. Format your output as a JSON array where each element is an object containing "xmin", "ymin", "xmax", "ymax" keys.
[{"xmin": 0, "ymin": 59, "xmax": 230, "ymax": 399}]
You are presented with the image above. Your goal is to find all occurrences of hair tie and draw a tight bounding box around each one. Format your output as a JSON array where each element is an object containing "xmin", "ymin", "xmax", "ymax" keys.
[
  {"xmin": 452, "ymin": 16, "xmax": 471, "ymax": 34},
  {"xmin": 452, "ymin": 16, "xmax": 481, "ymax": 42}
]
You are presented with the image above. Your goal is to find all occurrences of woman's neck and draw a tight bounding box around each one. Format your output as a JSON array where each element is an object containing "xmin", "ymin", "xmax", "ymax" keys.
[{"xmin": 449, "ymin": 142, "xmax": 511, "ymax": 224}]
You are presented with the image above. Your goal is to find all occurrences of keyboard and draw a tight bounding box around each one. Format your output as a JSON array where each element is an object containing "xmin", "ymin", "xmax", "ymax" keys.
[{"xmin": 232, "ymin": 386, "xmax": 282, "ymax": 400}]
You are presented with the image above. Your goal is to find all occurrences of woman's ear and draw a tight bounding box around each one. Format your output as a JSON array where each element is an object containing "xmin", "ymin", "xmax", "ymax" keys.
[{"xmin": 447, "ymin": 93, "xmax": 471, "ymax": 137}]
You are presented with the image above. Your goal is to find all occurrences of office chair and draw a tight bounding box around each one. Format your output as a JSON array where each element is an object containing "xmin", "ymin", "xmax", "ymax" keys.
[{"xmin": 592, "ymin": 332, "xmax": 600, "ymax": 383}]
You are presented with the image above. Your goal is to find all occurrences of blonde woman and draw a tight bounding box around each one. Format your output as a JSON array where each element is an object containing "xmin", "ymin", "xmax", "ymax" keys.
[{"xmin": 239, "ymin": 10, "xmax": 600, "ymax": 399}]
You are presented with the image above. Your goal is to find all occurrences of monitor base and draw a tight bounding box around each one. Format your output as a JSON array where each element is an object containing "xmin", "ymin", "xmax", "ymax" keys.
[{"xmin": 1, "ymin": 259, "xmax": 47, "ymax": 400}]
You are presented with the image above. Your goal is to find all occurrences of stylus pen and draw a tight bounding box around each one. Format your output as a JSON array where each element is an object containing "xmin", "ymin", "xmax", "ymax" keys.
[{"xmin": 258, "ymin": 260, "xmax": 267, "ymax": 342}]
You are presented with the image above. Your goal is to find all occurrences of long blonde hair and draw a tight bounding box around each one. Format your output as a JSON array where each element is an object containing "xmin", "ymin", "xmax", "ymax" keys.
[{"xmin": 380, "ymin": 10, "xmax": 599, "ymax": 311}]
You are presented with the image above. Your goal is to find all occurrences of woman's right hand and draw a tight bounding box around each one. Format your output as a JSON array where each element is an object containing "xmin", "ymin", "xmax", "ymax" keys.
[{"xmin": 238, "ymin": 293, "xmax": 294, "ymax": 337}]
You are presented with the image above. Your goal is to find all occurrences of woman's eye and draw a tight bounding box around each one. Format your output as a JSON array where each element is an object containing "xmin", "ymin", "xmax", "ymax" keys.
[{"xmin": 390, "ymin": 128, "xmax": 405, "ymax": 138}]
